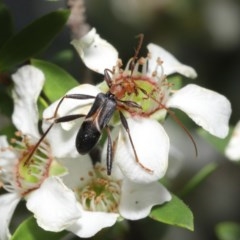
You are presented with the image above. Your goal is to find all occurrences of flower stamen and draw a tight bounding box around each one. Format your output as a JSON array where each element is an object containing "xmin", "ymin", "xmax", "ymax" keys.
[
  {"xmin": 76, "ymin": 164, "xmax": 121, "ymax": 213},
  {"xmin": 0, "ymin": 132, "xmax": 53, "ymax": 195},
  {"xmin": 107, "ymin": 54, "xmax": 172, "ymax": 120}
]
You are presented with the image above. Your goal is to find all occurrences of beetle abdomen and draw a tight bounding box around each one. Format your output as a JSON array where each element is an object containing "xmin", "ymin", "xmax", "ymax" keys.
[{"xmin": 76, "ymin": 121, "xmax": 101, "ymax": 154}]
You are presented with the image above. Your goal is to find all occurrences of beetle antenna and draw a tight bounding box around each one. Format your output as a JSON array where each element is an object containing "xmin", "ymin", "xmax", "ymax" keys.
[
  {"xmin": 137, "ymin": 91, "xmax": 198, "ymax": 157},
  {"xmin": 166, "ymin": 108, "xmax": 198, "ymax": 157}
]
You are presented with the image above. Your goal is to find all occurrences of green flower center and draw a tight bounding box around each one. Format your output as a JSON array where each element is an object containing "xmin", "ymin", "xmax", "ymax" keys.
[
  {"xmin": 99, "ymin": 57, "xmax": 172, "ymax": 120},
  {"xmin": 77, "ymin": 164, "xmax": 121, "ymax": 213},
  {"xmin": 11, "ymin": 132, "xmax": 52, "ymax": 195}
]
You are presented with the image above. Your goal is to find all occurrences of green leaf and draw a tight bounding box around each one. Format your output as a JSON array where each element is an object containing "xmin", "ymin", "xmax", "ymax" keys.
[
  {"xmin": 215, "ymin": 222, "xmax": 240, "ymax": 240},
  {"xmin": 0, "ymin": 125, "xmax": 16, "ymax": 137},
  {"xmin": 0, "ymin": 2, "xmax": 13, "ymax": 47},
  {"xmin": 150, "ymin": 194, "xmax": 194, "ymax": 231},
  {"xmin": 0, "ymin": 9, "xmax": 70, "ymax": 72},
  {"xmin": 0, "ymin": 87, "xmax": 13, "ymax": 117},
  {"xmin": 198, "ymin": 128, "xmax": 232, "ymax": 155},
  {"xmin": 11, "ymin": 216, "xmax": 68, "ymax": 240},
  {"xmin": 179, "ymin": 162, "xmax": 218, "ymax": 197},
  {"xmin": 31, "ymin": 59, "xmax": 78, "ymax": 102}
]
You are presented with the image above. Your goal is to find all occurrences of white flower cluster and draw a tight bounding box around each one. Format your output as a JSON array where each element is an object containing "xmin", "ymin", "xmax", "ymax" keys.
[{"xmin": 0, "ymin": 28, "xmax": 231, "ymax": 239}]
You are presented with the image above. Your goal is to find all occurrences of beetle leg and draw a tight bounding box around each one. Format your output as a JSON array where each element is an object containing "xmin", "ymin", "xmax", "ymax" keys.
[
  {"xmin": 106, "ymin": 125, "xmax": 113, "ymax": 175},
  {"xmin": 46, "ymin": 94, "xmax": 95, "ymax": 120},
  {"xmin": 54, "ymin": 114, "xmax": 86, "ymax": 123},
  {"xmin": 104, "ymin": 69, "xmax": 113, "ymax": 88},
  {"xmin": 24, "ymin": 114, "xmax": 86, "ymax": 167},
  {"xmin": 119, "ymin": 111, "xmax": 153, "ymax": 174}
]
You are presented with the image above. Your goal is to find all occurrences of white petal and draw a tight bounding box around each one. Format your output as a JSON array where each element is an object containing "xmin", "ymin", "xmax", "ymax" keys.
[
  {"xmin": 42, "ymin": 84, "xmax": 100, "ymax": 158},
  {"xmin": 61, "ymin": 156, "xmax": 93, "ymax": 189},
  {"xmin": 119, "ymin": 180, "xmax": 171, "ymax": 220},
  {"xmin": 0, "ymin": 135, "xmax": 9, "ymax": 148},
  {"xmin": 167, "ymin": 84, "xmax": 232, "ymax": 138},
  {"xmin": 11, "ymin": 65, "xmax": 45, "ymax": 137},
  {"xmin": 0, "ymin": 135, "xmax": 17, "ymax": 161},
  {"xmin": 67, "ymin": 206, "xmax": 118, "ymax": 238},
  {"xmin": 114, "ymin": 118, "xmax": 170, "ymax": 183},
  {"xmin": 71, "ymin": 28, "xmax": 118, "ymax": 74},
  {"xmin": 225, "ymin": 121, "xmax": 240, "ymax": 161},
  {"xmin": 42, "ymin": 120, "xmax": 81, "ymax": 158},
  {"xmin": 43, "ymin": 84, "xmax": 99, "ymax": 131},
  {"xmin": 26, "ymin": 177, "xmax": 81, "ymax": 232},
  {"xmin": 147, "ymin": 43, "xmax": 197, "ymax": 78},
  {"xmin": 0, "ymin": 136, "xmax": 19, "ymax": 178},
  {"xmin": 0, "ymin": 193, "xmax": 20, "ymax": 240}
]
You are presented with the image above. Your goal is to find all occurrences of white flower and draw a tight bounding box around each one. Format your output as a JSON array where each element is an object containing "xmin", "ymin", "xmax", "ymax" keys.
[
  {"xmin": 36, "ymin": 157, "xmax": 171, "ymax": 238},
  {"xmin": 0, "ymin": 66, "xmax": 80, "ymax": 240},
  {"xmin": 225, "ymin": 121, "xmax": 240, "ymax": 161},
  {"xmin": 46, "ymin": 28, "xmax": 231, "ymax": 184}
]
